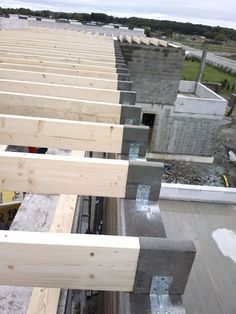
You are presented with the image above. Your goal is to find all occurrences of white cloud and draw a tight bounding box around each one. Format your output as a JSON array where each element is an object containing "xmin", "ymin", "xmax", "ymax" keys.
[{"xmin": 1, "ymin": 0, "xmax": 235, "ymax": 29}]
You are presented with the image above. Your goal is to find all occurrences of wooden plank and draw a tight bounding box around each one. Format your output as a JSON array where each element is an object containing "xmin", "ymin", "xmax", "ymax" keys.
[
  {"xmin": 26, "ymin": 196, "xmax": 76, "ymax": 314},
  {"xmin": 0, "ymin": 91, "xmax": 122, "ymax": 123},
  {"xmin": 158, "ymin": 39, "xmax": 169, "ymax": 47},
  {"xmin": 0, "ymin": 79, "xmax": 121, "ymax": 103},
  {"xmin": 0, "ymin": 152, "xmax": 129, "ymax": 197},
  {"xmin": 149, "ymin": 38, "xmax": 159, "ymax": 46},
  {"xmin": 0, "ymin": 34, "xmax": 114, "ymax": 46},
  {"xmin": 0, "ymin": 39, "xmax": 114, "ymax": 54},
  {"xmin": 0, "ymin": 145, "xmax": 7, "ymax": 151},
  {"xmin": 0, "ymin": 38, "xmax": 115, "ymax": 58},
  {"xmin": 132, "ymin": 36, "xmax": 141, "ymax": 44},
  {"xmin": 27, "ymin": 150, "xmax": 84, "ymax": 314},
  {"xmin": 0, "ymin": 52, "xmax": 121, "ymax": 68},
  {"xmin": 168, "ymin": 43, "xmax": 181, "ymax": 49},
  {"xmin": 118, "ymin": 35, "xmax": 124, "ymax": 43},
  {"xmin": 0, "ymin": 69, "xmax": 120, "ymax": 90},
  {"xmin": 0, "ymin": 149, "xmax": 82, "ymax": 314},
  {"xmin": 0, "ymin": 45, "xmax": 119, "ymax": 62},
  {"xmin": 0, "ymin": 57, "xmax": 118, "ymax": 73},
  {"xmin": 0, "ymin": 63, "xmax": 120, "ymax": 80},
  {"xmin": 125, "ymin": 35, "xmax": 133, "ymax": 44},
  {"xmin": 0, "ymin": 114, "xmax": 123, "ymax": 153},
  {"xmin": 0, "ymin": 34, "xmax": 114, "ymax": 47},
  {"xmin": 140, "ymin": 37, "xmax": 150, "ymax": 45},
  {"xmin": 0, "ymin": 231, "xmax": 140, "ymax": 291},
  {"xmin": 0, "ymin": 43, "xmax": 117, "ymax": 59}
]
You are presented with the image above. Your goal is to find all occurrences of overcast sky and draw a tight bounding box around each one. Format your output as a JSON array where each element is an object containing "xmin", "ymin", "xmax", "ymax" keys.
[{"xmin": 1, "ymin": 0, "xmax": 235, "ymax": 29}]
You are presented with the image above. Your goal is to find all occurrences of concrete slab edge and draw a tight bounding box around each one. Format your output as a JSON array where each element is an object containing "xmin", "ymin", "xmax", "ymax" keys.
[
  {"xmin": 147, "ymin": 152, "xmax": 214, "ymax": 164},
  {"xmin": 160, "ymin": 183, "xmax": 236, "ymax": 204}
]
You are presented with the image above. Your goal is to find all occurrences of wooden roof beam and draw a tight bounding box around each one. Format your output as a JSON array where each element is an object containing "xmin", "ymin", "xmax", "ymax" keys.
[
  {"xmin": 0, "ymin": 114, "xmax": 149, "ymax": 155},
  {"xmin": 0, "ymin": 92, "xmax": 140, "ymax": 124}
]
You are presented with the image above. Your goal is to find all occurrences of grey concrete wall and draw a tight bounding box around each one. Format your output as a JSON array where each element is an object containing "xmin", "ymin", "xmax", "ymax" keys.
[
  {"xmin": 117, "ymin": 45, "xmax": 224, "ymax": 157},
  {"xmin": 150, "ymin": 106, "xmax": 222, "ymax": 156},
  {"xmin": 120, "ymin": 43, "xmax": 185, "ymax": 105},
  {"xmin": 175, "ymin": 96, "xmax": 227, "ymax": 116},
  {"xmin": 0, "ymin": 17, "xmax": 28, "ymax": 29},
  {"xmin": 136, "ymin": 103, "xmax": 223, "ymax": 156}
]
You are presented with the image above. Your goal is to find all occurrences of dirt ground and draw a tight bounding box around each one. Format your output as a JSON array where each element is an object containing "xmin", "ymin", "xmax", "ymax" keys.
[{"xmin": 162, "ymin": 116, "xmax": 236, "ymax": 187}]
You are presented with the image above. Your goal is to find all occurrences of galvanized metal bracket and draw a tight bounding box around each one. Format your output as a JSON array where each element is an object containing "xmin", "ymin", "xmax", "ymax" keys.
[
  {"xmin": 125, "ymin": 160, "xmax": 163, "ymax": 201},
  {"xmin": 129, "ymin": 143, "xmax": 140, "ymax": 160},
  {"xmin": 122, "ymin": 125, "xmax": 149, "ymax": 157},
  {"xmin": 125, "ymin": 118, "xmax": 134, "ymax": 125},
  {"xmin": 150, "ymin": 276, "xmax": 173, "ymax": 314},
  {"xmin": 136, "ymin": 184, "xmax": 151, "ymax": 211}
]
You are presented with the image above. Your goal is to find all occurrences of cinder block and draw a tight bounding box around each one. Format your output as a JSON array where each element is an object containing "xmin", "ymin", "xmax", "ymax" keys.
[
  {"xmin": 120, "ymin": 105, "xmax": 141, "ymax": 125},
  {"xmin": 133, "ymin": 237, "xmax": 196, "ymax": 294},
  {"xmin": 119, "ymin": 43, "xmax": 184, "ymax": 105},
  {"xmin": 125, "ymin": 160, "xmax": 163, "ymax": 200},
  {"xmin": 120, "ymin": 91, "xmax": 136, "ymax": 105},
  {"xmin": 122, "ymin": 125, "xmax": 149, "ymax": 156},
  {"xmin": 118, "ymin": 81, "xmax": 132, "ymax": 91}
]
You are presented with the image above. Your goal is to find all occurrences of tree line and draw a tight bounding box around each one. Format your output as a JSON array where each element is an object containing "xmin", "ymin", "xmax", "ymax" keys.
[{"xmin": 1, "ymin": 7, "xmax": 236, "ymax": 41}]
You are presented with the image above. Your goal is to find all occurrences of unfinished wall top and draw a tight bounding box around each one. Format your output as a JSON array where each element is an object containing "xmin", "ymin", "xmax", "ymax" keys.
[{"xmin": 119, "ymin": 43, "xmax": 185, "ymax": 105}]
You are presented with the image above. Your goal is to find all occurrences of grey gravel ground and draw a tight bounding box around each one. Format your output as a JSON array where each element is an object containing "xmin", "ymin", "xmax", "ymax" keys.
[{"xmin": 161, "ymin": 117, "xmax": 236, "ymax": 187}]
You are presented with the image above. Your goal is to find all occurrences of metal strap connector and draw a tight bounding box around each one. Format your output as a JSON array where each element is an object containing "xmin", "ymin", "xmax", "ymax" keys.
[
  {"xmin": 150, "ymin": 276, "xmax": 173, "ymax": 314},
  {"xmin": 125, "ymin": 118, "xmax": 134, "ymax": 125},
  {"xmin": 136, "ymin": 184, "xmax": 151, "ymax": 211},
  {"xmin": 129, "ymin": 143, "xmax": 140, "ymax": 160}
]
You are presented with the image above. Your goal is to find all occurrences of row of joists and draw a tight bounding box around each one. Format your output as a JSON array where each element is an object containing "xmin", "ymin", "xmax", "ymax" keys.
[
  {"xmin": 0, "ymin": 27, "xmax": 148, "ymax": 314},
  {"xmin": 0, "ymin": 28, "xmax": 195, "ymax": 314}
]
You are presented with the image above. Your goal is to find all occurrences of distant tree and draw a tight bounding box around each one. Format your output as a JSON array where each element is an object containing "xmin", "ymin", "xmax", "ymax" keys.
[
  {"xmin": 41, "ymin": 10, "xmax": 51, "ymax": 18},
  {"xmin": 18, "ymin": 7, "xmax": 33, "ymax": 16},
  {"xmin": 72, "ymin": 13, "xmax": 82, "ymax": 21},
  {"xmin": 80, "ymin": 13, "xmax": 91, "ymax": 22},
  {"xmin": 91, "ymin": 12, "xmax": 113, "ymax": 24},
  {"xmin": 214, "ymin": 32, "xmax": 225, "ymax": 41},
  {"xmin": 144, "ymin": 27, "xmax": 151, "ymax": 37}
]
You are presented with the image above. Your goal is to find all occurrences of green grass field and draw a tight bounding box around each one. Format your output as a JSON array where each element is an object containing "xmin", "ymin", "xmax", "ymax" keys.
[{"xmin": 182, "ymin": 59, "xmax": 236, "ymax": 97}]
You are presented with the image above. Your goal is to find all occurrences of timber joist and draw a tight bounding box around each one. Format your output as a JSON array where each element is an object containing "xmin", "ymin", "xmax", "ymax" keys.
[
  {"xmin": 0, "ymin": 230, "xmax": 195, "ymax": 293},
  {"xmin": 0, "ymin": 152, "xmax": 162, "ymax": 199},
  {"xmin": 0, "ymin": 28, "xmax": 194, "ymax": 314},
  {"xmin": 0, "ymin": 36, "xmax": 116, "ymax": 52},
  {"xmin": 0, "ymin": 68, "xmax": 132, "ymax": 90},
  {"xmin": 0, "ymin": 114, "xmax": 149, "ymax": 154},
  {"xmin": 0, "ymin": 91, "xmax": 141, "ymax": 124},
  {"xmin": 0, "ymin": 56, "xmax": 128, "ymax": 73},
  {"xmin": 0, "ymin": 62, "xmax": 130, "ymax": 80},
  {"xmin": 0, "ymin": 46, "xmax": 125, "ymax": 62},
  {"xmin": 0, "ymin": 79, "xmax": 136, "ymax": 104},
  {"xmin": 0, "ymin": 51, "xmax": 126, "ymax": 68}
]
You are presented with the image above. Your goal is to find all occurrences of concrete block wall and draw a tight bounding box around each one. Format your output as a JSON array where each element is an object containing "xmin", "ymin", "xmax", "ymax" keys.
[
  {"xmin": 119, "ymin": 43, "xmax": 185, "ymax": 105},
  {"xmin": 118, "ymin": 44, "xmax": 226, "ymax": 158},
  {"xmin": 0, "ymin": 17, "xmax": 28, "ymax": 30},
  {"xmin": 150, "ymin": 108, "xmax": 221, "ymax": 156},
  {"xmin": 138, "ymin": 103, "xmax": 222, "ymax": 156},
  {"xmin": 28, "ymin": 20, "xmax": 145, "ymax": 37}
]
